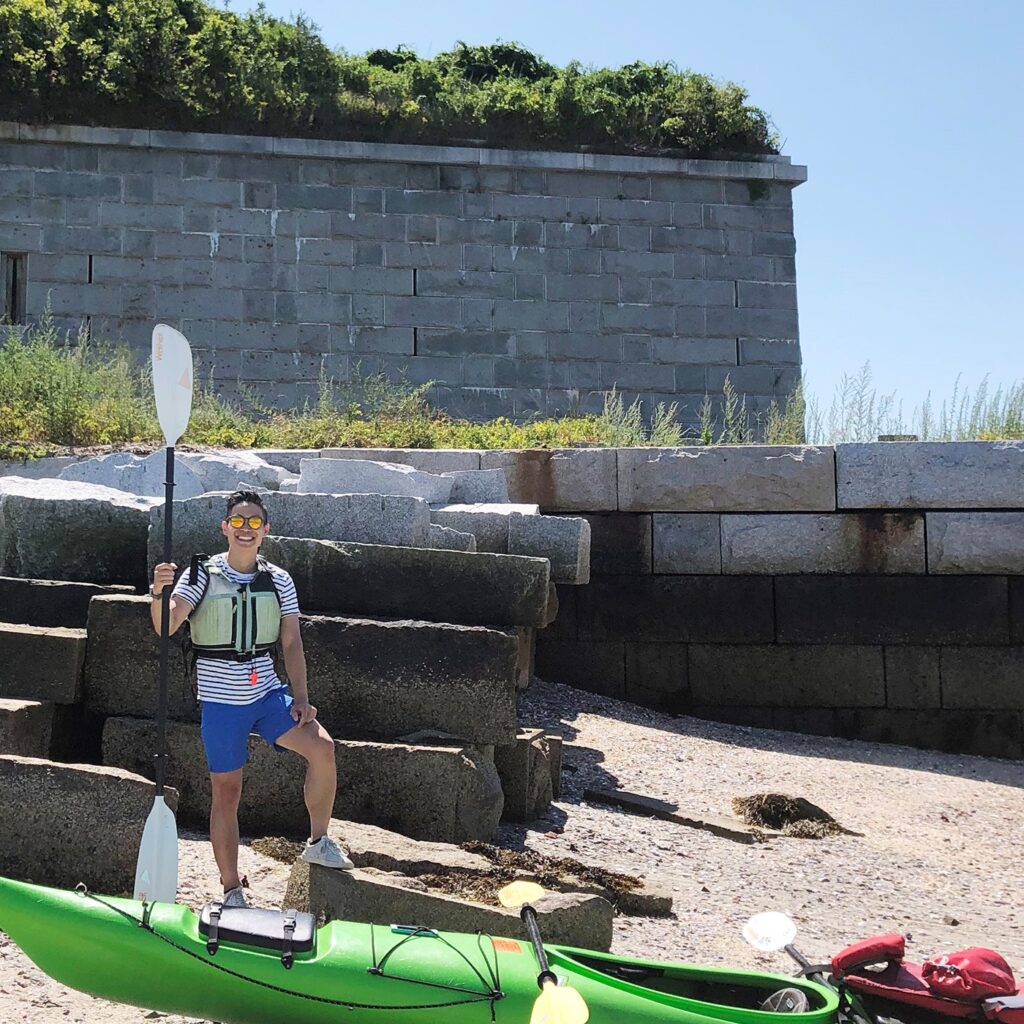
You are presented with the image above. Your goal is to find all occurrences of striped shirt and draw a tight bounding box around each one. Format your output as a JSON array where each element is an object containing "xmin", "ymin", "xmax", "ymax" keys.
[{"xmin": 172, "ymin": 553, "xmax": 300, "ymax": 706}]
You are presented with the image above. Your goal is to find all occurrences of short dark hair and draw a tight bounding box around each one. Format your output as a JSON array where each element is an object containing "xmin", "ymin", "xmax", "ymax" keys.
[{"xmin": 224, "ymin": 490, "xmax": 267, "ymax": 518}]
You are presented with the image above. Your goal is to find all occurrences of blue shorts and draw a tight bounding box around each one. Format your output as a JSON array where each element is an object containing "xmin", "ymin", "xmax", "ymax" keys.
[{"xmin": 200, "ymin": 688, "xmax": 296, "ymax": 774}]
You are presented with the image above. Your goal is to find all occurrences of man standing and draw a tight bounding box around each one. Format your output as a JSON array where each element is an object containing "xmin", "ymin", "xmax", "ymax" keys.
[{"xmin": 150, "ymin": 489, "xmax": 352, "ymax": 907}]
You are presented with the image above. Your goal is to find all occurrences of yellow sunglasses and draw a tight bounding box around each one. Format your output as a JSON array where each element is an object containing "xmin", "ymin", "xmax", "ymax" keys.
[{"xmin": 226, "ymin": 514, "xmax": 265, "ymax": 529}]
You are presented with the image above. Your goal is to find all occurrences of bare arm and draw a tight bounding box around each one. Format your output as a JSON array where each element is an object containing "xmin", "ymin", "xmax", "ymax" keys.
[
  {"xmin": 279, "ymin": 615, "xmax": 307, "ymax": 702},
  {"xmin": 149, "ymin": 561, "xmax": 194, "ymax": 636}
]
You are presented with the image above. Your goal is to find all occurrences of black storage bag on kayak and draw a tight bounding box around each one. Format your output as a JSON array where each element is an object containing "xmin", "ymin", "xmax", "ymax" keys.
[{"xmin": 199, "ymin": 903, "xmax": 315, "ymax": 967}]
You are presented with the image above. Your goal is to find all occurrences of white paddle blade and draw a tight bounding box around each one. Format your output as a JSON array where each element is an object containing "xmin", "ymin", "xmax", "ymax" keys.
[
  {"xmin": 134, "ymin": 795, "xmax": 179, "ymax": 903},
  {"xmin": 742, "ymin": 911, "xmax": 797, "ymax": 952},
  {"xmin": 498, "ymin": 880, "xmax": 547, "ymax": 909},
  {"xmin": 152, "ymin": 324, "xmax": 194, "ymax": 446},
  {"xmin": 531, "ymin": 980, "xmax": 590, "ymax": 1024}
]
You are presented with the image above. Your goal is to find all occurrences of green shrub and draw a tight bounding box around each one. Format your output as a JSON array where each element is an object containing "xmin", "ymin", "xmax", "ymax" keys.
[{"xmin": 0, "ymin": 1, "xmax": 777, "ymax": 157}]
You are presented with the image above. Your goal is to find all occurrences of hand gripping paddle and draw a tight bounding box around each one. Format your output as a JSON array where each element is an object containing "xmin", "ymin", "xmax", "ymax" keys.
[
  {"xmin": 133, "ymin": 324, "xmax": 193, "ymax": 903},
  {"xmin": 498, "ymin": 881, "xmax": 590, "ymax": 1024}
]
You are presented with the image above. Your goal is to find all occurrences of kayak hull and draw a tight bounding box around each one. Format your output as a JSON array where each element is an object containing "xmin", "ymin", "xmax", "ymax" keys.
[{"xmin": 0, "ymin": 876, "xmax": 839, "ymax": 1024}]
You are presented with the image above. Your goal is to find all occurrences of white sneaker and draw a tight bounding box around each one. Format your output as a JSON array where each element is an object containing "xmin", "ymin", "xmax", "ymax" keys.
[
  {"xmin": 302, "ymin": 835, "xmax": 354, "ymax": 870},
  {"xmin": 222, "ymin": 885, "xmax": 249, "ymax": 908}
]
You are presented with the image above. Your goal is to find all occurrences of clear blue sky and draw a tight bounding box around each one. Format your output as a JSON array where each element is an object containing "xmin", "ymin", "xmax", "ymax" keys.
[{"xmin": 254, "ymin": 0, "xmax": 1021, "ymax": 415}]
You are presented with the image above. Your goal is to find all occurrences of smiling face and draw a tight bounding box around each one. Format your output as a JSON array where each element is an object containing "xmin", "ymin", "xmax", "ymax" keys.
[{"xmin": 221, "ymin": 500, "xmax": 270, "ymax": 555}]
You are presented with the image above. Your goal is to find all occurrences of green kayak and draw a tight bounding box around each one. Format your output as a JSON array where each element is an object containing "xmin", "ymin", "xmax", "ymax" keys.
[{"xmin": 0, "ymin": 875, "xmax": 839, "ymax": 1024}]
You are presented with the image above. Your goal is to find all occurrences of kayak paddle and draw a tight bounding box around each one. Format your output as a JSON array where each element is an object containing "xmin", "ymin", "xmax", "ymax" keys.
[
  {"xmin": 498, "ymin": 881, "xmax": 590, "ymax": 1024},
  {"xmin": 133, "ymin": 324, "xmax": 193, "ymax": 903}
]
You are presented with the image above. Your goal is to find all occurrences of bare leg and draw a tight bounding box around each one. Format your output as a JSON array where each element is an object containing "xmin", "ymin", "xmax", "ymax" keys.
[
  {"xmin": 209, "ymin": 769, "xmax": 244, "ymax": 891},
  {"xmin": 275, "ymin": 721, "xmax": 337, "ymax": 840}
]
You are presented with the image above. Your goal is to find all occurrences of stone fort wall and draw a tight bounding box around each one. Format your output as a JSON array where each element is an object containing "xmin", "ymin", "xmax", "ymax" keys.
[{"xmin": 0, "ymin": 122, "xmax": 805, "ymax": 425}]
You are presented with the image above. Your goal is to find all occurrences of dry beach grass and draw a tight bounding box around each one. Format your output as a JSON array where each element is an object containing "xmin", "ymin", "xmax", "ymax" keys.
[{"xmin": 2, "ymin": 677, "xmax": 1021, "ymax": 1023}]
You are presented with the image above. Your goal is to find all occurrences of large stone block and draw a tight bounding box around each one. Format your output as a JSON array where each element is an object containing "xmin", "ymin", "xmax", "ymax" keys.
[
  {"xmin": 289, "ymin": 864, "xmax": 613, "ymax": 950},
  {"xmin": 430, "ymin": 505, "xmax": 513, "ymax": 553},
  {"xmin": 426, "ymin": 522, "xmax": 476, "ymax": 551},
  {"xmin": 624, "ymin": 642, "xmax": 689, "ymax": 709},
  {"xmin": 721, "ymin": 513, "xmax": 926, "ymax": 574},
  {"xmin": 583, "ymin": 514, "xmax": 652, "ymax": 575},
  {"xmin": 320, "ymin": 448, "xmax": 481, "ymax": 472},
  {"xmin": 884, "ymin": 647, "xmax": 941, "ymax": 709},
  {"xmin": 0, "ymin": 576, "xmax": 132, "ymax": 627},
  {"xmin": 0, "ymin": 477, "xmax": 158, "ymax": 586},
  {"xmin": 299, "ymin": 458, "xmax": 453, "ymax": 502},
  {"xmin": 176, "ymin": 451, "xmax": 290, "ymax": 493},
  {"xmin": 479, "ymin": 449, "xmax": 618, "ymax": 512},
  {"xmin": 775, "ymin": 577, "xmax": 1010, "ymax": 644},
  {"xmin": 252, "ymin": 448, "xmax": 321, "ymax": 474},
  {"xmin": 0, "ymin": 623, "xmax": 86, "ymax": 703},
  {"xmin": 618, "ymin": 446, "xmax": 836, "ymax": 512},
  {"xmin": 837, "ymin": 441, "xmax": 1024, "ymax": 509},
  {"xmin": 86, "ymin": 596, "xmax": 520, "ymax": 745},
  {"xmin": 578, "ymin": 576, "xmax": 775, "ymax": 642},
  {"xmin": 508, "ymin": 513, "xmax": 590, "ymax": 584},
  {"xmin": 443, "ymin": 468, "xmax": 509, "ymax": 503},
  {"xmin": 59, "ymin": 450, "xmax": 205, "ymax": 498},
  {"xmin": 652, "ymin": 514, "xmax": 721, "ymax": 574},
  {"xmin": 103, "ymin": 718, "xmax": 503, "ymax": 842},
  {"xmin": 262, "ymin": 536, "xmax": 550, "ymax": 627},
  {"xmin": 689, "ymin": 644, "xmax": 885, "ymax": 707},
  {"xmin": 0, "ymin": 755, "xmax": 178, "ymax": 893},
  {"xmin": 494, "ymin": 728, "xmax": 554, "ymax": 822},
  {"xmin": 147, "ymin": 490, "xmax": 431, "ymax": 568},
  {"xmin": 927, "ymin": 513, "xmax": 1024, "ymax": 573},
  {"xmin": 939, "ymin": 647, "xmax": 1024, "ymax": 710},
  {"xmin": 534, "ymin": 639, "xmax": 625, "ymax": 697},
  {"xmin": 0, "ymin": 699, "xmax": 53, "ymax": 757},
  {"xmin": 1013, "ymin": 578, "xmax": 1024, "ymax": 645}
]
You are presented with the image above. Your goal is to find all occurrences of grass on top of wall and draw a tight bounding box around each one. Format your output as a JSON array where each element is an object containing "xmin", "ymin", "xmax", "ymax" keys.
[{"xmin": 0, "ymin": 317, "xmax": 1021, "ymax": 460}]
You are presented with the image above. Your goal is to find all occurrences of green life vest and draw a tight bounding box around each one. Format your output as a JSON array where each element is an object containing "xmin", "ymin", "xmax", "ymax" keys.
[{"xmin": 188, "ymin": 555, "xmax": 281, "ymax": 661}]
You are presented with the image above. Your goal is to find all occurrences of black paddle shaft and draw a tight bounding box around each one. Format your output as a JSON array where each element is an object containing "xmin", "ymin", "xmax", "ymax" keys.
[
  {"xmin": 520, "ymin": 905, "xmax": 558, "ymax": 989},
  {"xmin": 154, "ymin": 445, "xmax": 174, "ymax": 795}
]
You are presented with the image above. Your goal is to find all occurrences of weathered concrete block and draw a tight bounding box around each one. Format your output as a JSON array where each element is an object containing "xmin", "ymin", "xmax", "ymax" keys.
[
  {"xmin": 59, "ymin": 450, "xmax": 205, "ymax": 498},
  {"xmin": 86, "ymin": 596, "xmax": 521, "ymax": 744},
  {"xmin": 430, "ymin": 506, "xmax": 510, "ymax": 553},
  {"xmin": 147, "ymin": 490, "xmax": 431, "ymax": 568},
  {"xmin": 262, "ymin": 536, "xmax": 550, "ymax": 628},
  {"xmin": 0, "ymin": 699, "xmax": 53, "ymax": 757},
  {"xmin": 299, "ymin": 458, "xmax": 453, "ymax": 502},
  {"xmin": 0, "ymin": 623, "xmax": 86, "ymax": 703},
  {"xmin": 837, "ymin": 441, "xmax": 1024, "ymax": 509},
  {"xmin": 578, "ymin": 576, "xmax": 775, "ymax": 642},
  {"xmin": 534, "ymin": 639, "xmax": 625, "ymax": 698},
  {"xmin": 0, "ymin": 576, "xmax": 132, "ymax": 627},
  {"xmin": 494, "ymin": 728, "xmax": 554, "ymax": 822},
  {"xmin": 252, "ymin": 448, "xmax": 321, "ymax": 474},
  {"xmin": 624, "ymin": 642, "xmax": 689, "ymax": 709},
  {"xmin": 721, "ymin": 513, "xmax": 926, "ymax": 574},
  {"xmin": 927, "ymin": 513, "xmax": 1024, "ymax": 573},
  {"xmin": 176, "ymin": 451, "xmax": 289, "ymax": 492},
  {"xmin": 775, "ymin": 577, "xmax": 1010, "ymax": 644},
  {"xmin": 103, "ymin": 718, "xmax": 503, "ymax": 842},
  {"xmin": 884, "ymin": 647, "xmax": 941, "ymax": 709},
  {"xmin": 320, "ymin": 448, "xmax": 481, "ymax": 472},
  {"xmin": 426, "ymin": 522, "xmax": 477, "ymax": 551},
  {"xmin": 584, "ymin": 514, "xmax": 652, "ymax": 575},
  {"xmin": 480, "ymin": 449, "xmax": 618, "ymax": 512},
  {"xmin": 652, "ymin": 514, "xmax": 721, "ymax": 573},
  {"xmin": 0, "ymin": 455, "xmax": 84, "ymax": 479},
  {"xmin": 940, "ymin": 647, "xmax": 1024, "ymax": 710},
  {"xmin": 508, "ymin": 512, "xmax": 590, "ymax": 584},
  {"xmin": 0, "ymin": 755, "xmax": 178, "ymax": 894},
  {"xmin": 0, "ymin": 477, "xmax": 158, "ymax": 586},
  {"xmin": 442, "ymin": 467, "xmax": 509, "ymax": 503},
  {"xmin": 287, "ymin": 864, "xmax": 613, "ymax": 950},
  {"xmin": 618, "ymin": 446, "xmax": 836, "ymax": 512},
  {"xmin": 689, "ymin": 645, "xmax": 885, "ymax": 707}
]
